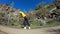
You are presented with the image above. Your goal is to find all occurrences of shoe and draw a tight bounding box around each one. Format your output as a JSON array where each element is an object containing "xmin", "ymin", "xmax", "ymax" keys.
[
  {"xmin": 28, "ymin": 27, "xmax": 31, "ymax": 29},
  {"xmin": 24, "ymin": 27, "xmax": 26, "ymax": 29}
]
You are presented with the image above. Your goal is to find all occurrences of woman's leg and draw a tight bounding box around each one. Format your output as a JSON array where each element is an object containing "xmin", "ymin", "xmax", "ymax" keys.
[{"xmin": 23, "ymin": 18, "xmax": 27, "ymax": 29}]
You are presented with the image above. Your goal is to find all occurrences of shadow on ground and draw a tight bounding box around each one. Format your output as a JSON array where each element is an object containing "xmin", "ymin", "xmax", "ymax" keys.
[
  {"xmin": 46, "ymin": 28, "xmax": 60, "ymax": 34},
  {"xmin": 0, "ymin": 30, "xmax": 8, "ymax": 34}
]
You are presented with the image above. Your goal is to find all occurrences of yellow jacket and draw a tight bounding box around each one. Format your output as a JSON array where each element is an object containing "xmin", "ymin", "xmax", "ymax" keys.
[{"xmin": 19, "ymin": 11, "xmax": 26, "ymax": 18}]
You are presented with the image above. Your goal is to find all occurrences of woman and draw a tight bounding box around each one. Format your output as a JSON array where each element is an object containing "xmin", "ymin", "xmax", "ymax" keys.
[{"xmin": 19, "ymin": 11, "xmax": 31, "ymax": 29}]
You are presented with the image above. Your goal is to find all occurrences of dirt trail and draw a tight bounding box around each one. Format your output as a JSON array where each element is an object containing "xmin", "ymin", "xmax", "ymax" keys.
[{"xmin": 0, "ymin": 25, "xmax": 60, "ymax": 34}]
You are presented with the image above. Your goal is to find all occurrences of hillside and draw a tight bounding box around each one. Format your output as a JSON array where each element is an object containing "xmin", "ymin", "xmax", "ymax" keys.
[{"xmin": 0, "ymin": 0, "xmax": 60, "ymax": 28}]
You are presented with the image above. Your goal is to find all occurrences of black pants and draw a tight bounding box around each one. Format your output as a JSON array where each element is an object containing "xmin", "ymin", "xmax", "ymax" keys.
[{"xmin": 23, "ymin": 17, "xmax": 30, "ymax": 27}]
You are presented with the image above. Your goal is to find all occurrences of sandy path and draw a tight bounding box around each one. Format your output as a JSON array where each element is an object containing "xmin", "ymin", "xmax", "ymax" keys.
[{"xmin": 0, "ymin": 25, "xmax": 60, "ymax": 34}]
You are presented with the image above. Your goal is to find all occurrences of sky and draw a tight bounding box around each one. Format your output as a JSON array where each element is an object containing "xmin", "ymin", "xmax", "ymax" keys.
[{"xmin": 0, "ymin": 0, "xmax": 55, "ymax": 12}]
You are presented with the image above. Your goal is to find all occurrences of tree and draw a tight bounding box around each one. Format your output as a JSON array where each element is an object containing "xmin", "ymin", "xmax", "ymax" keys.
[{"xmin": 54, "ymin": 0, "xmax": 60, "ymax": 9}]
